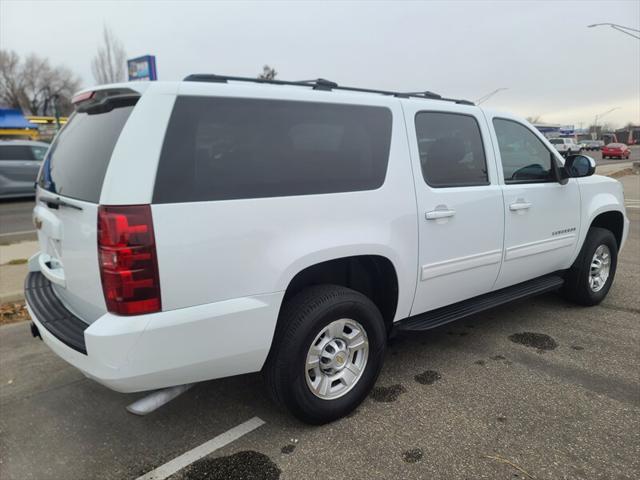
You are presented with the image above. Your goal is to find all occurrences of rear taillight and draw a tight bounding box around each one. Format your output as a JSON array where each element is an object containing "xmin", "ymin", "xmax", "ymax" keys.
[
  {"xmin": 72, "ymin": 90, "xmax": 94, "ymax": 104},
  {"xmin": 98, "ymin": 205, "xmax": 161, "ymax": 315}
]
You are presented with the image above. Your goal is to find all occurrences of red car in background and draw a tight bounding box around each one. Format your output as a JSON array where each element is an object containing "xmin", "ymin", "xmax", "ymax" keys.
[{"xmin": 602, "ymin": 143, "xmax": 631, "ymax": 159}]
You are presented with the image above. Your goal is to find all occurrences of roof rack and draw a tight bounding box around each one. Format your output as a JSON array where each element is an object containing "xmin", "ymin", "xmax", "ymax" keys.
[{"xmin": 183, "ymin": 74, "xmax": 475, "ymax": 106}]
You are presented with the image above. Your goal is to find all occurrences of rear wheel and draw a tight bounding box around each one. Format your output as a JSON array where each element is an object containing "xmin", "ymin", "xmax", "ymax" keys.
[
  {"xmin": 264, "ymin": 285, "xmax": 386, "ymax": 424},
  {"xmin": 563, "ymin": 227, "xmax": 618, "ymax": 305}
]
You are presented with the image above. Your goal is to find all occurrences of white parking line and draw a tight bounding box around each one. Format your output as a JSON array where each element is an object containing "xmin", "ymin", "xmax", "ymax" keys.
[{"xmin": 136, "ymin": 416, "xmax": 266, "ymax": 480}]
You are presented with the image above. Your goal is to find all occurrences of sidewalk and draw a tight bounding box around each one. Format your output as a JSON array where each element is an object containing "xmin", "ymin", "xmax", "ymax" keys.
[
  {"xmin": 596, "ymin": 161, "xmax": 637, "ymax": 176},
  {"xmin": 0, "ymin": 241, "xmax": 37, "ymax": 304}
]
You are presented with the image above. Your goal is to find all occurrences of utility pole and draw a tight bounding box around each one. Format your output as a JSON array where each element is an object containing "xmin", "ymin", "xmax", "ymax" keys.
[
  {"xmin": 594, "ymin": 107, "xmax": 619, "ymax": 139},
  {"xmin": 53, "ymin": 94, "xmax": 61, "ymax": 131}
]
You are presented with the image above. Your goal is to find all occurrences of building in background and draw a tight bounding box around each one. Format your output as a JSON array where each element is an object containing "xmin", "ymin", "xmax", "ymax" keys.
[
  {"xmin": 26, "ymin": 116, "xmax": 68, "ymax": 142},
  {"xmin": 0, "ymin": 108, "xmax": 40, "ymax": 140},
  {"xmin": 615, "ymin": 126, "xmax": 640, "ymax": 145}
]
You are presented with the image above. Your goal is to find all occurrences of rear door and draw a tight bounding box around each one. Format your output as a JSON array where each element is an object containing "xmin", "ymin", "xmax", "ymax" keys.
[
  {"xmin": 403, "ymin": 104, "xmax": 504, "ymax": 314},
  {"xmin": 34, "ymin": 98, "xmax": 138, "ymax": 322}
]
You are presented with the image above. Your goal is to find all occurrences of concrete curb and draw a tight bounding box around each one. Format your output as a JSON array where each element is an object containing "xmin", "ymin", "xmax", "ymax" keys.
[
  {"xmin": 0, "ymin": 231, "xmax": 37, "ymax": 245},
  {"xmin": 0, "ymin": 291, "xmax": 25, "ymax": 304}
]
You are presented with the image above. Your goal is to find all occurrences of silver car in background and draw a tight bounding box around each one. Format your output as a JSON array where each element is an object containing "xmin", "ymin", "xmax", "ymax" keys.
[{"xmin": 0, "ymin": 140, "xmax": 49, "ymax": 199}]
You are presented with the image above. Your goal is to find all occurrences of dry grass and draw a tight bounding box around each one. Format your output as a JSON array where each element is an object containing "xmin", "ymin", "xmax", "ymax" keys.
[
  {"xmin": 609, "ymin": 168, "xmax": 635, "ymax": 179},
  {"xmin": 6, "ymin": 258, "xmax": 28, "ymax": 265},
  {"xmin": 0, "ymin": 301, "xmax": 30, "ymax": 326}
]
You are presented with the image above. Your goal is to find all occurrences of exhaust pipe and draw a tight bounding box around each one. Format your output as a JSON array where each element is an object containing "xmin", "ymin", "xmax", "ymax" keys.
[
  {"xmin": 126, "ymin": 384, "xmax": 194, "ymax": 416},
  {"xmin": 30, "ymin": 323, "xmax": 41, "ymax": 340}
]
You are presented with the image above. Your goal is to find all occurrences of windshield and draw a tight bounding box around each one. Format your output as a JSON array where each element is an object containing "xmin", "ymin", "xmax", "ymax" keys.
[{"xmin": 37, "ymin": 105, "xmax": 134, "ymax": 202}]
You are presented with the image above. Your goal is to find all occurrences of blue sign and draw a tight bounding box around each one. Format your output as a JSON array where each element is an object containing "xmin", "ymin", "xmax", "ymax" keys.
[{"xmin": 127, "ymin": 55, "xmax": 157, "ymax": 81}]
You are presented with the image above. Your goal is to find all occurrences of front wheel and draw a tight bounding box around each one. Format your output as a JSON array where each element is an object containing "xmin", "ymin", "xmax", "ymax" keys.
[
  {"xmin": 563, "ymin": 227, "xmax": 618, "ymax": 305},
  {"xmin": 264, "ymin": 285, "xmax": 387, "ymax": 424}
]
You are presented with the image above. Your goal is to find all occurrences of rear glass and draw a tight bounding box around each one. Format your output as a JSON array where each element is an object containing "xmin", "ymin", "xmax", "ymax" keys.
[
  {"xmin": 38, "ymin": 105, "xmax": 134, "ymax": 203},
  {"xmin": 0, "ymin": 145, "xmax": 39, "ymax": 161},
  {"xmin": 549, "ymin": 139, "xmax": 564, "ymax": 144},
  {"xmin": 153, "ymin": 96, "xmax": 392, "ymax": 203}
]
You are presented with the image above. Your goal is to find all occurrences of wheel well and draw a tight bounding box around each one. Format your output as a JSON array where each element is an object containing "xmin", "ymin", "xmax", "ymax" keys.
[
  {"xmin": 590, "ymin": 211, "xmax": 624, "ymax": 247},
  {"xmin": 281, "ymin": 255, "xmax": 399, "ymax": 333}
]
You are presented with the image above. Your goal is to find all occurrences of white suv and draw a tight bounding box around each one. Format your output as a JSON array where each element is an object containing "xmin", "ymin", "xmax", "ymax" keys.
[
  {"xmin": 549, "ymin": 137, "xmax": 581, "ymax": 156},
  {"xmin": 26, "ymin": 76, "xmax": 629, "ymax": 424}
]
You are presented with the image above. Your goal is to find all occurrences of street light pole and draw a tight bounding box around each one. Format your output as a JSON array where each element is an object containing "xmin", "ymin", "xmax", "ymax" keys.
[
  {"xmin": 587, "ymin": 23, "xmax": 640, "ymax": 40},
  {"xmin": 593, "ymin": 107, "xmax": 620, "ymax": 138},
  {"xmin": 475, "ymin": 87, "xmax": 509, "ymax": 105}
]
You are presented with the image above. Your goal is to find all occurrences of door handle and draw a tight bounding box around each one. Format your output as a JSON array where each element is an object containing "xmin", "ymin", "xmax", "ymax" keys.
[
  {"xmin": 509, "ymin": 201, "xmax": 532, "ymax": 211},
  {"xmin": 425, "ymin": 208, "xmax": 456, "ymax": 220}
]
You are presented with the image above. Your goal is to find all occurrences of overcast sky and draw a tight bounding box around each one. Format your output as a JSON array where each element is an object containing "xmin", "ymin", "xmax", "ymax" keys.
[{"xmin": 2, "ymin": 0, "xmax": 639, "ymax": 128}]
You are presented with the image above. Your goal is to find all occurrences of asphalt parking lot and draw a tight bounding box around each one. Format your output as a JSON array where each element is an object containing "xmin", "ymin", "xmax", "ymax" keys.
[{"xmin": 1, "ymin": 175, "xmax": 639, "ymax": 480}]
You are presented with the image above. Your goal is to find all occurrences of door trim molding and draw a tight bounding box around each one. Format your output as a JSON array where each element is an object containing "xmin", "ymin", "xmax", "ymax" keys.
[
  {"xmin": 421, "ymin": 249, "xmax": 502, "ymax": 281},
  {"xmin": 505, "ymin": 234, "xmax": 575, "ymax": 262}
]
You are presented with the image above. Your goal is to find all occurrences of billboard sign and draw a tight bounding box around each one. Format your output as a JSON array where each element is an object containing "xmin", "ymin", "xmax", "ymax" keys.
[{"xmin": 127, "ymin": 55, "xmax": 157, "ymax": 81}]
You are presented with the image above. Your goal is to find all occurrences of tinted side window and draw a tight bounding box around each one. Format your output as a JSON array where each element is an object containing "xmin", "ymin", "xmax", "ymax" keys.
[
  {"xmin": 0, "ymin": 145, "xmax": 36, "ymax": 161},
  {"xmin": 153, "ymin": 97, "xmax": 392, "ymax": 203},
  {"xmin": 38, "ymin": 106, "xmax": 135, "ymax": 202},
  {"xmin": 493, "ymin": 119, "xmax": 554, "ymax": 183},
  {"xmin": 414, "ymin": 112, "xmax": 488, "ymax": 188}
]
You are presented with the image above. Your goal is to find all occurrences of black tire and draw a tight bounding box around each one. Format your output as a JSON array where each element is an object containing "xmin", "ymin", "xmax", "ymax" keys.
[
  {"xmin": 264, "ymin": 285, "xmax": 387, "ymax": 424},
  {"xmin": 563, "ymin": 227, "xmax": 618, "ymax": 305}
]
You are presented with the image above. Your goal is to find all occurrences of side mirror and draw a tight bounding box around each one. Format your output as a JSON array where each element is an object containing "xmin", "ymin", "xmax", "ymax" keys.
[{"xmin": 564, "ymin": 154, "xmax": 596, "ymax": 179}]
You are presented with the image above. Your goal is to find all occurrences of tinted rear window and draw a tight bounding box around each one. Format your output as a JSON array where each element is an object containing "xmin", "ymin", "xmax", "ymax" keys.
[
  {"xmin": 415, "ymin": 112, "xmax": 488, "ymax": 188},
  {"xmin": 38, "ymin": 105, "xmax": 134, "ymax": 202},
  {"xmin": 0, "ymin": 145, "xmax": 38, "ymax": 161},
  {"xmin": 549, "ymin": 139, "xmax": 564, "ymax": 144},
  {"xmin": 153, "ymin": 96, "xmax": 392, "ymax": 203}
]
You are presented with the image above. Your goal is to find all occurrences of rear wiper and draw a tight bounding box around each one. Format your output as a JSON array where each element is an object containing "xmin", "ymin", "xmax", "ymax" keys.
[{"xmin": 40, "ymin": 196, "xmax": 83, "ymax": 211}]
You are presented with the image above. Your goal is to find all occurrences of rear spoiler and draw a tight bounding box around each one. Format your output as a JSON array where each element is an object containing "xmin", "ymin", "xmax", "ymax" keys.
[{"xmin": 72, "ymin": 88, "xmax": 140, "ymax": 114}]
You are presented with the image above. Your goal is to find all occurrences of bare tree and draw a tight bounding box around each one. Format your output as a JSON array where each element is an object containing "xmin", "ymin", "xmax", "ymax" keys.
[
  {"xmin": 258, "ymin": 65, "xmax": 277, "ymax": 80},
  {"xmin": 91, "ymin": 26, "xmax": 127, "ymax": 84},
  {"xmin": 0, "ymin": 49, "xmax": 81, "ymax": 116},
  {"xmin": 0, "ymin": 50, "xmax": 23, "ymax": 108},
  {"xmin": 526, "ymin": 115, "xmax": 543, "ymax": 124}
]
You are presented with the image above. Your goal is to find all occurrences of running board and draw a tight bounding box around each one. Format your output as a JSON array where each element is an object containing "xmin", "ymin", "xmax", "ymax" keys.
[{"xmin": 395, "ymin": 274, "xmax": 565, "ymax": 332}]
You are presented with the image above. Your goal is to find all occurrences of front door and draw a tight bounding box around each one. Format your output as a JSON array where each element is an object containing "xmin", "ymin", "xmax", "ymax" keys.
[
  {"xmin": 487, "ymin": 116, "xmax": 581, "ymax": 290},
  {"xmin": 404, "ymin": 106, "xmax": 505, "ymax": 315}
]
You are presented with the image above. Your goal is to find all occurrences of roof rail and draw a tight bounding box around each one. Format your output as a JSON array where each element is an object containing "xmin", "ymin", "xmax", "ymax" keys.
[{"xmin": 182, "ymin": 74, "xmax": 475, "ymax": 106}]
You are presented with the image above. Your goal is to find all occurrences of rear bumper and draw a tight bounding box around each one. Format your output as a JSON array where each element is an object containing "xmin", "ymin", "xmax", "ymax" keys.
[{"xmin": 25, "ymin": 272, "xmax": 283, "ymax": 393}]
